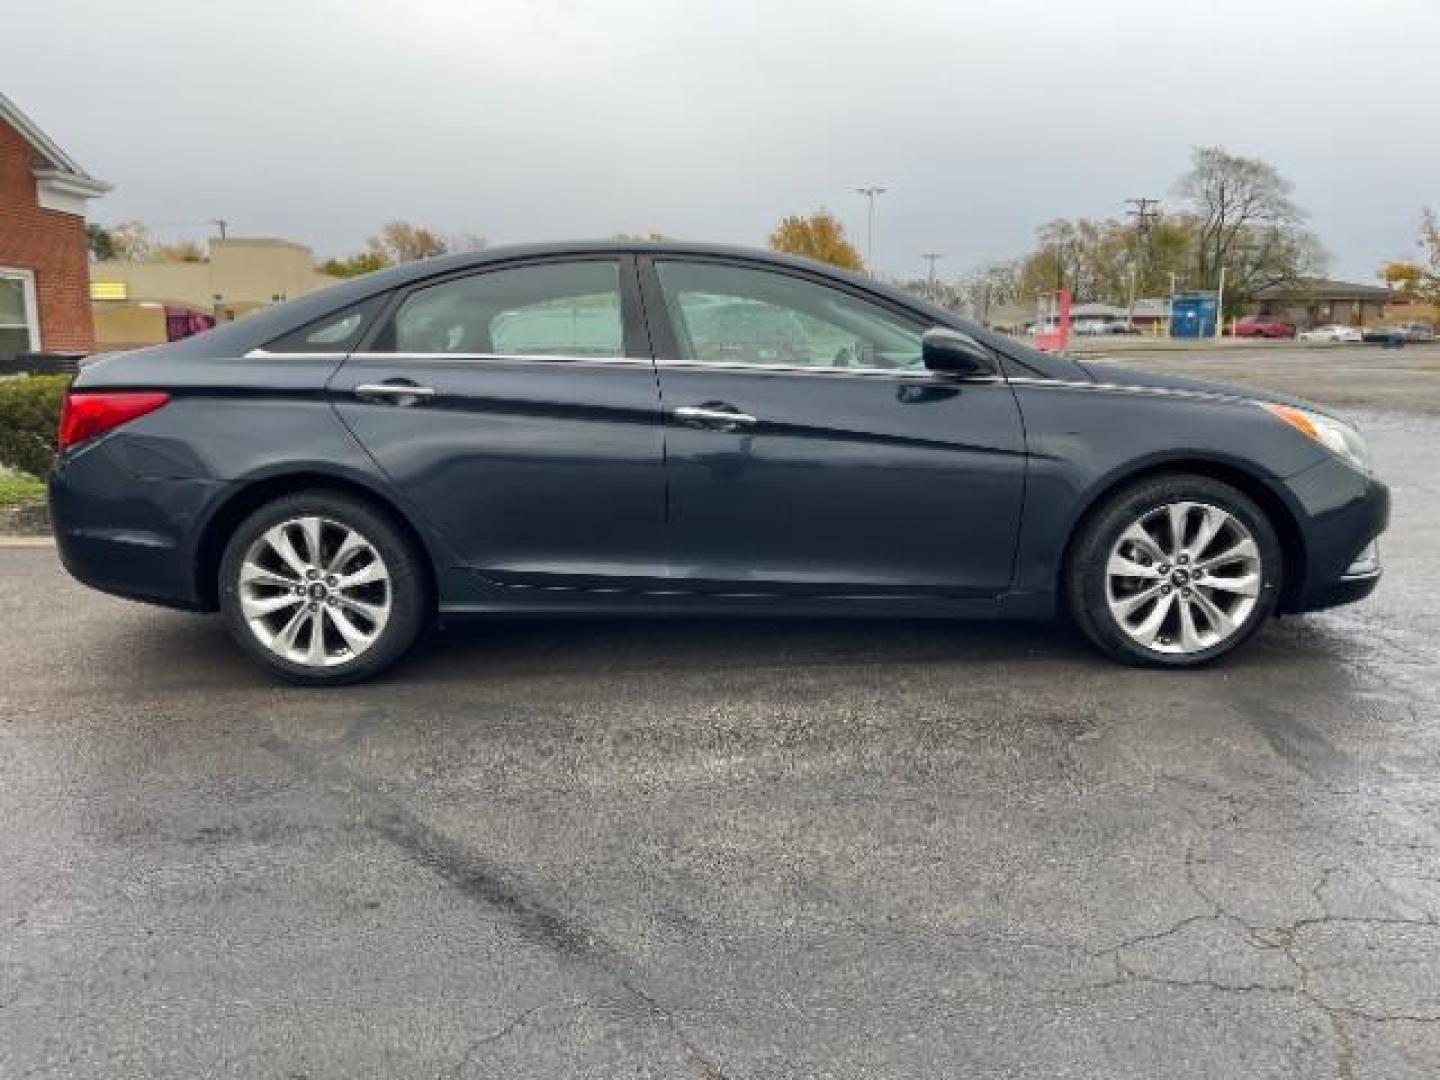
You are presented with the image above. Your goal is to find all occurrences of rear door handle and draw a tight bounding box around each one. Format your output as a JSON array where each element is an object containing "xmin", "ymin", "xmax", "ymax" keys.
[
  {"xmin": 675, "ymin": 405, "xmax": 757, "ymax": 429},
  {"xmin": 354, "ymin": 382, "xmax": 436, "ymax": 405}
]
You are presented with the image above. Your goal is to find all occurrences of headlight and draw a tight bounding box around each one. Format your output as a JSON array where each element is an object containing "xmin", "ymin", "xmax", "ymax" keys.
[{"xmin": 1261, "ymin": 403, "xmax": 1371, "ymax": 473}]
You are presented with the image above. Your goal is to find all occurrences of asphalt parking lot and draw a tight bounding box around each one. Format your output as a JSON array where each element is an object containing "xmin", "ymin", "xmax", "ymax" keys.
[{"xmin": 2, "ymin": 345, "xmax": 1438, "ymax": 1078}]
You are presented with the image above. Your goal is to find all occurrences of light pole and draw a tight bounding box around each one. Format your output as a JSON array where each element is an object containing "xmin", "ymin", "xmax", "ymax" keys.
[
  {"xmin": 1214, "ymin": 266, "xmax": 1227, "ymax": 341},
  {"xmin": 855, "ymin": 186, "xmax": 886, "ymax": 275},
  {"xmin": 1168, "ymin": 271, "xmax": 1178, "ymax": 337},
  {"xmin": 922, "ymin": 252, "xmax": 944, "ymax": 300}
]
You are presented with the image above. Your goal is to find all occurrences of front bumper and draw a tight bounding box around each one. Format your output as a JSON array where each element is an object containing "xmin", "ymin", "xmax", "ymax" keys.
[{"xmin": 1271, "ymin": 457, "xmax": 1389, "ymax": 614}]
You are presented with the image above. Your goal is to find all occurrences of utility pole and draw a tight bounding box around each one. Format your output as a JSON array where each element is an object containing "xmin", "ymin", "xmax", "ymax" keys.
[
  {"xmin": 921, "ymin": 252, "xmax": 944, "ymax": 300},
  {"xmin": 1125, "ymin": 197, "xmax": 1160, "ymax": 236},
  {"xmin": 855, "ymin": 186, "xmax": 887, "ymax": 276},
  {"xmin": 1125, "ymin": 198, "xmax": 1159, "ymax": 320},
  {"xmin": 210, "ymin": 218, "xmax": 229, "ymax": 240}
]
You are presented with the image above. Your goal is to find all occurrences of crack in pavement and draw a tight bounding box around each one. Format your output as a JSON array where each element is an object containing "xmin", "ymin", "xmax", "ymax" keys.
[
  {"xmin": 263, "ymin": 735, "xmax": 731, "ymax": 1080},
  {"xmin": 1077, "ymin": 854, "xmax": 1440, "ymax": 1080},
  {"xmin": 444, "ymin": 1005, "xmax": 548, "ymax": 1080}
]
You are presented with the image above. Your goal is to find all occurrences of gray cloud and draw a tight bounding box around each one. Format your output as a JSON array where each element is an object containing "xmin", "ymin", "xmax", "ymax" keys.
[{"xmin": 10, "ymin": 0, "xmax": 1436, "ymax": 280}]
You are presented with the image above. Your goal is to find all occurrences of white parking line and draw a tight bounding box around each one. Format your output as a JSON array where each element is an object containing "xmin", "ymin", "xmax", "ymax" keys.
[{"xmin": 0, "ymin": 536, "xmax": 55, "ymax": 548}]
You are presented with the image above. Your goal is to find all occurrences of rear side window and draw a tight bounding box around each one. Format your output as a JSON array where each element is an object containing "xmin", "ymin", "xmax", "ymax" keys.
[
  {"xmin": 264, "ymin": 294, "xmax": 388, "ymax": 354},
  {"xmin": 376, "ymin": 261, "xmax": 625, "ymax": 358}
]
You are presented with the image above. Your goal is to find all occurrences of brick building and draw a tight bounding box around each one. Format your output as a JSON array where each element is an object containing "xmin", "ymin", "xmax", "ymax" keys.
[{"xmin": 0, "ymin": 92, "xmax": 108, "ymax": 361}]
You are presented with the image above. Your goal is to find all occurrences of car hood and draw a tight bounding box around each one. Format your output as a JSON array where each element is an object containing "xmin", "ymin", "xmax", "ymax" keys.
[{"xmin": 1074, "ymin": 360, "xmax": 1326, "ymax": 414}]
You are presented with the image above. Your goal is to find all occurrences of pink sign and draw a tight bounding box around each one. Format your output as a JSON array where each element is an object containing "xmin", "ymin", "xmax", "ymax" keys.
[{"xmin": 1033, "ymin": 288, "xmax": 1071, "ymax": 352}]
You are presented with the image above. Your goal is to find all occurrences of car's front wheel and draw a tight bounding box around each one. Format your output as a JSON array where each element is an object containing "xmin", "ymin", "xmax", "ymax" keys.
[
  {"xmin": 1066, "ymin": 474, "xmax": 1283, "ymax": 666},
  {"xmin": 218, "ymin": 490, "xmax": 429, "ymax": 684}
]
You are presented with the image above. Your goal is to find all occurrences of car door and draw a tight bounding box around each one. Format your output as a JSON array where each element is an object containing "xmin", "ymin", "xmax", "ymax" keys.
[
  {"xmin": 329, "ymin": 255, "xmax": 667, "ymax": 589},
  {"xmin": 641, "ymin": 256, "xmax": 1027, "ymax": 597}
]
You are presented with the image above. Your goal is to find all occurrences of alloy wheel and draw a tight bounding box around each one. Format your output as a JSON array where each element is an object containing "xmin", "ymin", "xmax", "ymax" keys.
[
  {"xmin": 237, "ymin": 516, "xmax": 392, "ymax": 668},
  {"xmin": 1104, "ymin": 501, "xmax": 1262, "ymax": 655}
]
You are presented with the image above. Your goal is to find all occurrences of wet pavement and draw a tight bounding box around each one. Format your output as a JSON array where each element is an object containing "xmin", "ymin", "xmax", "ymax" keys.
[{"xmin": 1, "ymin": 358, "xmax": 1438, "ymax": 1078}]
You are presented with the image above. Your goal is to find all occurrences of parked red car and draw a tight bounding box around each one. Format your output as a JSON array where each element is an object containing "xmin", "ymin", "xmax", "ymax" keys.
[{"xmin": 1234, "ymin": 318, "xmax": 1297, "ymax": 339}]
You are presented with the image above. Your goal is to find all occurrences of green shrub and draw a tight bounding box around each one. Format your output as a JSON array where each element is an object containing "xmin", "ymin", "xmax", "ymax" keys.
[
  {"xmin": 0, "ymin": 470, "xmax": 46, "ymax": 507},
  {"xmin": 0, "ymin": 375, "xmax": 70, "ymax": 478}
]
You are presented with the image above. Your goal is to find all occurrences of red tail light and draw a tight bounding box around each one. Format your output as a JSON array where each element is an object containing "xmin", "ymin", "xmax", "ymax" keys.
[{"xmin": 58, "ymin": 391, "xmax": 171, "ymax": 450}]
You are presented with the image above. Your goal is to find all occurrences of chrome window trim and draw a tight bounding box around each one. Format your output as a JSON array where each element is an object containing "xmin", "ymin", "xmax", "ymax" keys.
[
  {"xmin": 653, "ymin": 358, "xmax": 1004, "ymax": 383},
  {"xmin": 243, "ymin": 348, "xmax": 349, "ymax": 360},
  {"xmin": 346, "ymin": 351, "xmax": 654, "ymax": 367},
  {"xmin": 245, "ymin": 347, "xmax": 1008, "ymax": 383}
]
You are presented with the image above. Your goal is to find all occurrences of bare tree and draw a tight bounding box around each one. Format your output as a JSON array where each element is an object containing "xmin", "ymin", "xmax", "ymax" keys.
[
  {"xmin": 106, "ymin": 220, "xmax": 157, "ymax": 261},
  {"xmin": 367, "ymin": 220, "xmax": 450, "ymax": 264},
  {"xmin": 955, "ymin": 261, "xmax": 1023, "ymax": 320},
  {"xmin": 1413, "ymin": 207, "xmax": 1440, "ymax": 305},
  {"xmin": 1173, "ymin": 147, "xmax": 1325, "ymax": 295},
  {"xmin": 447, "ymin": 231, "xmax": 488, "ymax": 253}
]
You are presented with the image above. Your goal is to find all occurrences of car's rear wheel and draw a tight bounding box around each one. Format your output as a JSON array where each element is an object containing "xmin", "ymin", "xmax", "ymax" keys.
[
  {"xmin": 1066, "ymin": 474, "xmax": 1283, "ymax": 667},
  {"xmin": 218, "ymin": 490, "xmax": 428, "ymax": 684}
]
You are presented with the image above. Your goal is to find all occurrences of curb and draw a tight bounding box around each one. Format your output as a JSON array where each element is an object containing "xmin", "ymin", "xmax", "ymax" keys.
[{"xmin": 0, "ymin": 501, "xmax": 51, "ymax": 538}]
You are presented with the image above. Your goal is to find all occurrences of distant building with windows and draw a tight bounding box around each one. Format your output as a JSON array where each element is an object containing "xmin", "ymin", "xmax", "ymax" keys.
[
  {"xmin": 0, "ymin": 91, "xmax": 109, "ymax": 362},
  {"xmin": 1250, "ymin": 278, "xmax": 1390, "ymax": 328},
  {"xmin": 1127, "ymin": 298, "xmax": 1171, "ymax": 333}
]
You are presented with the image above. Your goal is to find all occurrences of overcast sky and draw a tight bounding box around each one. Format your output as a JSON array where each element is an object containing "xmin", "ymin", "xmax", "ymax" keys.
[{"xmin": 9, "ymin": 0, "xmax": 1437, "ymax": 283}]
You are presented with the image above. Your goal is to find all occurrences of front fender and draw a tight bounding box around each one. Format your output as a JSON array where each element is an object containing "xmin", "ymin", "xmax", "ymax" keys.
[{"xmin": 1010, "ymin": 383, "xmax": 1327, "ymax": 595}]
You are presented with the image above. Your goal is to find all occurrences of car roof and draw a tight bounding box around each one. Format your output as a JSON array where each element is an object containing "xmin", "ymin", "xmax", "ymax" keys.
[{"xmin": 153, "ymin": 239, "xmax": 1082, "ymax": 379}]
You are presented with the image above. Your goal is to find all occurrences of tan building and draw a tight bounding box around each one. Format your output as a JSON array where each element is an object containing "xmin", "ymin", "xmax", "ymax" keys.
[
  {"xmin": 91, "ymin": 237, "xmax": 338, "ymax": 348},
  {"xmin": 1250, "ymin": 278, "xmax": 1391, "ymax": 329}
]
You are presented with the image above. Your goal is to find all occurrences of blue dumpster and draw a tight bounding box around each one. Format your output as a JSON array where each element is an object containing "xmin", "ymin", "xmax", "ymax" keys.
[{"xmin": 1170, "ymin": 292, "xmax": 1218, "ymax": 339}]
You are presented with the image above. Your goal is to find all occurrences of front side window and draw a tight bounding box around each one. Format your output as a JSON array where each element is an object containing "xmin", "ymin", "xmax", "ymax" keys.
[
  {"xmin": 655, "ymin": 261, "xmax": 924, "ymax": 370},
  {"xmin": 384, "ymin": 261, "xmax": 625, "ymax": 358},
  {"xmin": 0, "ymin": 270, "xmax": 39, "ymax": 362}
]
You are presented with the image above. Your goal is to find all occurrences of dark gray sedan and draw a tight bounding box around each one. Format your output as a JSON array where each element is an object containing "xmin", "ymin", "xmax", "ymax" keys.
[{"xmin": 49, "ymin": 242, "xmax": 1388, "ymax": 683}]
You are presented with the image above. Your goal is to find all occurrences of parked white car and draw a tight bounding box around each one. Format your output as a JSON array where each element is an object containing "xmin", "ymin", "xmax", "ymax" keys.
[{"xmin": 1298, "ymin": 324, "xmax": 1363, "ymax": 343}]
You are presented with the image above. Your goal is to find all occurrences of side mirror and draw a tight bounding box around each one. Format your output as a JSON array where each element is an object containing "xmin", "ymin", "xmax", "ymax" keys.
[{"xmin": 922, "ymin": 328, "xmax": 997, "ymax": 377}]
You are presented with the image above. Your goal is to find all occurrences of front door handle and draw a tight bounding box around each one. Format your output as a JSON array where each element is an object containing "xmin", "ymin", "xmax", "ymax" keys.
[
  {"xmin": 354, "ymin": 381, "xmax": 436, "ymax": 406},
  {"xmin": 675, "ymin": 404, "xmax": 757, "ymax": 430}
]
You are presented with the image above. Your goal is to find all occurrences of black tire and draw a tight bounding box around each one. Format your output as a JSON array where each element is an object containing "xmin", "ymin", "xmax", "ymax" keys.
[
  {"xmin": 1065, "ymin": 474, "xmax": 1283, "ymax": 667},
  {"xmin": 218, "ymin": 489, "xmax": 429, "ymax": 685}
]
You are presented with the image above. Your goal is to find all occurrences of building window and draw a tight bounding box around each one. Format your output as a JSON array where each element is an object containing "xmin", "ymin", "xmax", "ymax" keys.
[{"xmin": 0, "ymin": 269, "xmax": 41, "ymax": 362}]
